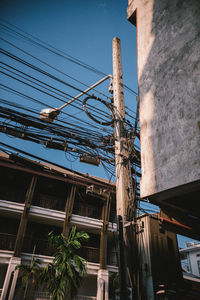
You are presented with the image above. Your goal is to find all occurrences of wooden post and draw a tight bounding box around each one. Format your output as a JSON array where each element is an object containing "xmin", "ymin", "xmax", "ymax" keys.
[
  {"xmin": 62, "ymin": 185, "xmax": 76, "ymax": 238},
  {"xmin": 99, "ymin": 193, "xmax": 111, "ymax": 269},
  {"xmin": 14, "ymin": 175, "xmax": 37, "ymax": 257}
]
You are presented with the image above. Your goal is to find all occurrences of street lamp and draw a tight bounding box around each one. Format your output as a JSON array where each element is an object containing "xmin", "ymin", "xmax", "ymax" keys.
[
  {"xmin": 39, "ymin": 75, "xmax": 112, "ymax": 122},
  {"xmin": 39, "ymin": 108, "xmax": 60, "ymax": 122}
]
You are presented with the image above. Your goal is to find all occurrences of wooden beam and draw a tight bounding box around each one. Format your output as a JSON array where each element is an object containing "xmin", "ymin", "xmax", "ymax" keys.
[
  {"xmin": 62, "ymin": 185, "xmax": 76, "ymax": 238},
  {"xmin": 14, "ymin": 176, "xmax": 37, "ymax": 257},
  {"xmin": 0, "ymin": 159, "xmax": 115, "ymax": 192},
  {"xmin": 99, "ymin": 193, "xmax": 111, "ymax": 269},
  {"xmin": 159, "ymin": 209, "xmax": 200, "ymax": 241}
]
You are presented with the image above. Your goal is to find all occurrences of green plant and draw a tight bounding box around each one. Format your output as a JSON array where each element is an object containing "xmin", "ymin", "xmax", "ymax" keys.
[
  {"xmin": 16, "ymin": 227, "xmax": 89, "ymax": 300},
  {"xmin": 109, "ymin": 272, "xmax": 119, "ymax": 299},
  {"xmin": 42, "ymin": 227, "xmax": 90, "ymax": 300},
  {"xmin": 16, "ymin": 246, "xmax": 42, "ymax": 299}
]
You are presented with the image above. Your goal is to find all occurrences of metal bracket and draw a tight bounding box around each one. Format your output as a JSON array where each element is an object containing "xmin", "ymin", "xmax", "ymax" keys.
[{"xmin": 123, "ymin": 220, "xmax": 137, "ymax": 228}]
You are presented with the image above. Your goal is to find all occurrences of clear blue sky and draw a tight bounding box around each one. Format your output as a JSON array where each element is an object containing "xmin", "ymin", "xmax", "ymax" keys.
[{"xmin": 0, "ymin": 0, "xmax": 196, "ymax": 248}]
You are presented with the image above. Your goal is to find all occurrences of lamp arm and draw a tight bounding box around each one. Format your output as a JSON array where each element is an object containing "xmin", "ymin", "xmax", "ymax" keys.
[{"xmin": 57, "ymin": 74, "xmax": 112, "ymax": 111}]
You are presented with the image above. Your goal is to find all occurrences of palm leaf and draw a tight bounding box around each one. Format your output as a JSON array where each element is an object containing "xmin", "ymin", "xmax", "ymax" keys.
[{"xmin": 16, "ymin": 227, "xmax": 89, "ymax": 300}]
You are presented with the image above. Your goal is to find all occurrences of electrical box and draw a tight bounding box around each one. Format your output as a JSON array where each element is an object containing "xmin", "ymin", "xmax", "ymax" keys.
[{"xmin": 80, "ymin": 154, "xmax": 100, "ymax": 166}]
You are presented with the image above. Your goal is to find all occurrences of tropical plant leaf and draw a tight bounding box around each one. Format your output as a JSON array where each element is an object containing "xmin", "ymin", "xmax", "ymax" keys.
[
  {"xmin": 16, "ymin": 226, "xmax": 89, "ymax": 300},
  {"xmin": 70, "ymin": 240, "xmax": 81, "ymax": 249},
  {"xmin": 75, "ymin": 231, "xmax": 90, "ymax": 242}
]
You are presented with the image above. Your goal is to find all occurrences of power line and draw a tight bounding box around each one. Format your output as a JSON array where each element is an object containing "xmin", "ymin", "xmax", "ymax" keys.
[
  {"xmin": 0, "ymin": 19, "xmax": 138, "ymax": 96},
  {"xmin": 0, "ymin": 64, "xmax": 112, "ymax": 122},
  {"xmin": 0, "ymin": 142, "xmax": 116, "ymax": 189},
  {"xmin": 0, "ymin": 19, "xmax": 140, "ymax": 187},
  {"xmin": 0, "ymin": 105, "xmax": 114, "ymax": 153},
  {"xmin": 0, "ymin": 21, "xmax": 108, "ymax": 76},
  {"xmin": 0, "ymin": 83, "xmax": 113, "ymax": 135},
  {"xmin": 0, "ymin": 47, "xmax": 98, "ymax": 96},
  {"xmin": 0, "ymin": 36, "xmax": 113, "ymax": 101},
  {"xmin": 0, "ymin": 48, "xmax": 116, "ymax": 124},
  {"xmin": 0, "ymin": 35, "xmax": 138, "ymax": 130}
]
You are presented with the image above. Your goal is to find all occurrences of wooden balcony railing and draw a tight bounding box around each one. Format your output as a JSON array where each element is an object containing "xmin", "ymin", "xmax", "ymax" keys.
[
  {"xmin": 14, "ymin": 290, "xmax": 96, "ymax": 300},
  {"xmin": 14, "ymin": 288, "xmax": 50, "ymax": 300},
  {"xmin": 78, "ymin": 247, "xmax": 117, "ymax": 266},
  {"xmin": 107, "ymin": 251, "xmax": 118, "ymax": 266},
  {"xmin": 0, "ymin": 233, "xmax": 55, "ymax": 255},
  {"xmin": 0, "ymin": 233, "xmax": 16, "ymax": 250},
  {"xmin": 22, "ymin": 236, "xmax": 56, "ymax": 256},
  {"xmin": 32, "ymin": 194, "xmax": 65, "ymax": 211},
  {"xmin": 0, "ymin": 187, "xmax": 25, "ymax": 203},
  {"xmin": 33, "ymin": 195, "xmax": 103, "ymax": 221},
  {"xmin": 78, "ymin": 246, "xmax": 100, "ymax": 263},
  {"xmin": 76, "ymin": 296, "xmax": 97, "ymax": 300},
  {"xmin": 0, "ymin": 234, "xmax": 117, "ymax": 267},
  {"xmin": 0, "ymin": 187, "xmax": 117, "ymax": 224},
  {"xmin": 73, "ymin": 204, "xmax": 102, "ymax": 220}
]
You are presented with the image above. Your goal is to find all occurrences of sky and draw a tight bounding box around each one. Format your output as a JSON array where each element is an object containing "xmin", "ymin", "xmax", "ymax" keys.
[
  {"xmin": 0, "ymin": 0, "xmax": 138, "ymax": 178},
  {"xmin": 0, "ymin": 0, "xmax": 197, "ymax": 248}
]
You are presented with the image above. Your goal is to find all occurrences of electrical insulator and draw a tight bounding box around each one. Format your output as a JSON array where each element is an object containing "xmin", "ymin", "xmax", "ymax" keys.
[{"xmin": 108, "ymin": 77, "xmax": 113, "ymax": 94}]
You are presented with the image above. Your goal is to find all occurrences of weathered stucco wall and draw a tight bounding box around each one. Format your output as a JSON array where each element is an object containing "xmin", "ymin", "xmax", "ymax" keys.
[{"xmin": 128, "ymin": 0, "xmax": 200, "ymax": 198}]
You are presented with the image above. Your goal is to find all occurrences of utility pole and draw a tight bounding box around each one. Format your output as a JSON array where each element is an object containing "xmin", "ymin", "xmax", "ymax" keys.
[{"xmin": 112, "ymin": 37, "xmax": 133, "ymax": 299}]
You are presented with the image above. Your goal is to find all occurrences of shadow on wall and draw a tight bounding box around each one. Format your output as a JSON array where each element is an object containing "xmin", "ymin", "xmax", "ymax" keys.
[{"xmin": 139, "ymin": 0, "xmax": 200, "ymax": 197}]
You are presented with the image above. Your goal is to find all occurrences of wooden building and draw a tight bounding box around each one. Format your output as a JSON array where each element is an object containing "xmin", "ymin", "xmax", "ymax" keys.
[{"xmin": 0, "ymin": 152, "xmax": 118, "ymax": 300}]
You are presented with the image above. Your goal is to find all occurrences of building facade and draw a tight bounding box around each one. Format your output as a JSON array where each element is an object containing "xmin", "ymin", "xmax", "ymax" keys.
[
  {"xmin": 137, "ymin": 214, "xmax": 182, "ymax": 299},
  {"xmin": 127, "ymin": 0, "xmax": 200, "ymax": 237},
  {"xmin": 0, "ymin": 152, "xmax": 118, "ymax": 300},
  {"xmin": 180, "ymin": 242, "xmax": 200, "ymax": 277}
]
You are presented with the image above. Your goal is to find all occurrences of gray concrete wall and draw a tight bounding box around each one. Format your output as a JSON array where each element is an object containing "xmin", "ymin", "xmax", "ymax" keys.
[{"xmin": 128, "ymin": 0, "xmax": 200, "ymax": 199}]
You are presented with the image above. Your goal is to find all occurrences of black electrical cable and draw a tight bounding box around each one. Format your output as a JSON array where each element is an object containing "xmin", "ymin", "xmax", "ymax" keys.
[
  {"xmin": 83, "ymin": 96, "xmax": 114, "ymax": 126},
  {"xmin": 0, "ymin": 62, "xmax": 74, "ymax": 99},
  {"xmin": 0, "ymin": 36, "xmax": 112, "ymax": 101},
  {"xmin": 0, "ymin": 20, "xmax": 140, "ymax": 183},
  {"xmin": 0, "ymin": 43, "xmax": 138, "ymax": 130},
  {"xmin": 0, "ymin": 20, "xmax": 138, "ymax": 97},
  {"xmin": 0, "ymin": 66, "xmax": 112, "ymax": 123},
  {"xmin": 0, "ymin": 83, "xmax": 113, "ymax": 135},
  {"xmin": 0, "ymin": 50, "xmax": 114, "ymax": 121},
  {"xmin": 0, "ymin": 47, "xmax": 97, "ymax": 96},
  {"xmin": 0, "ymin": 105, "xmax": 116, "ymax": 155},
  {"xmin": 0, "ymin": 22, "xmax": 107, "ymax": 77},
  {"xmin": 0, "ymin": 21, "xmax": 139, "ymax": 130},
  {"xmin": 0, "ymin": 124, "xmax": 114, "ymax": 165},
  {"xmin": 0, "ymin": 142, "xmax": 116, "ymax": 189}
]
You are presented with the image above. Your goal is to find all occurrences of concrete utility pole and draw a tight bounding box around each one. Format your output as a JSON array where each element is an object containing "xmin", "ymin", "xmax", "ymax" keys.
[{"xmin": 113, "ymin": 37, "xmax": 132, "ymax": 299}]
